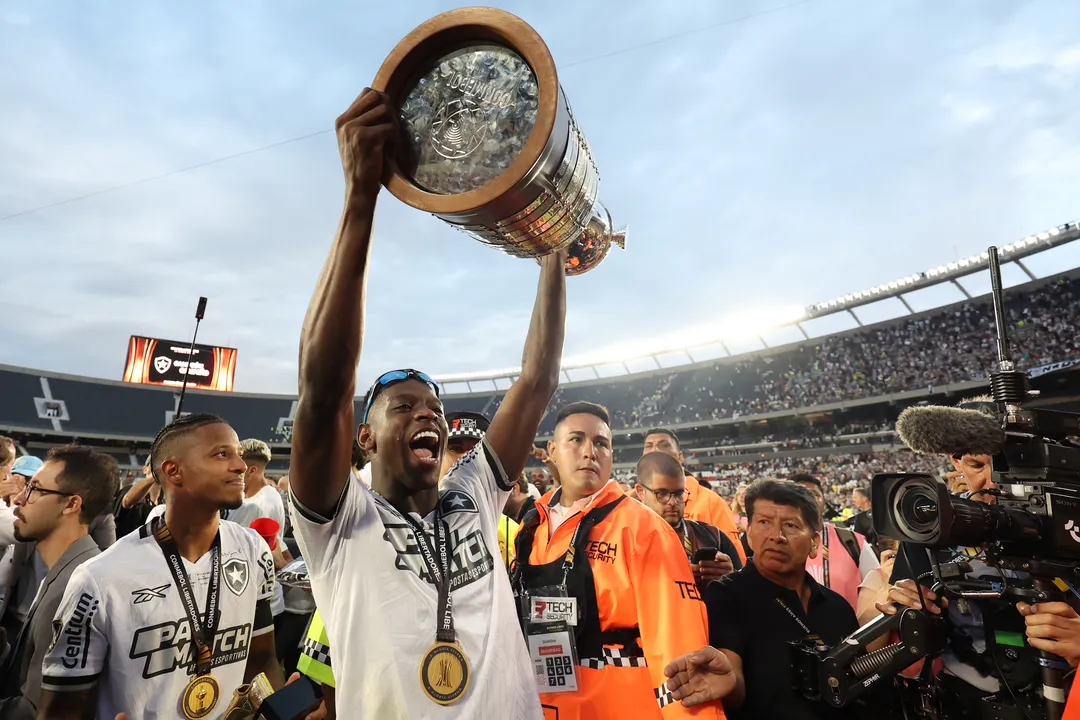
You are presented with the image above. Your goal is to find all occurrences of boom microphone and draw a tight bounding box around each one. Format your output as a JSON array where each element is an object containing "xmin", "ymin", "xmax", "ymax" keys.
[{"xmin": 895, "ymin": 405, "xmax": 1005, "ymax": 457}]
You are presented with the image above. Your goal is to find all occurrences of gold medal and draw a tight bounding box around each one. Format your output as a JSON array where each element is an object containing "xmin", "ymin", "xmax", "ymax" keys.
[
  {"xmin": 419, "ymin": 641, "xmax": 471, "ymax": 705},
  {"xmin": 181, "ymin": 674, "xmax": 220, "ymax": 719}
]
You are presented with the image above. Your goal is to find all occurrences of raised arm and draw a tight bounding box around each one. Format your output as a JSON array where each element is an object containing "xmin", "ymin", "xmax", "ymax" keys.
[
  {"xmin": 485, "ymin": 251, "xmax": 566, "ymax": 483},
  {"xmin": 290, "ymin": 89, "xmax": 397, "ymax": 519},
  {"xmin": 120, "ymin": 474, "xmax": 155, "ymax": 509}
]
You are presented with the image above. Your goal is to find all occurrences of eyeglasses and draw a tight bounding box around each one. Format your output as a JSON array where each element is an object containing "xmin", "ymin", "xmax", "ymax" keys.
[
  {"xmin": 16, "ymin": 479, "xmax": 74, "ymax": 505},
  {"xmin": 638, "ymin": 483, "xmax": 687, "ymax": 504},
  {"xmin": 361, "ymin": 369, "xmax": 440, "ymax": 423}
]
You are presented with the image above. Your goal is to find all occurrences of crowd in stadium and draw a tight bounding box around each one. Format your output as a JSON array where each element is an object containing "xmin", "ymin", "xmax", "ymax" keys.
[
  {"xmin": 622, "ymin": 277, "xmax": 1080, "ymax": 428},
  {"xmin": 1, "ymin": 92, "xmax": 1078, "ymax": 720},
  {"xmin": 481, "ymin": 276, "xmax": 1080, "ymax": 435}
]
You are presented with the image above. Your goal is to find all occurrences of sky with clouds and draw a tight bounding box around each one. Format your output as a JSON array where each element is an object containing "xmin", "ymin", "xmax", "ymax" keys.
[{"xmin": 2, "ymin": 0, "xmax": 1079, "ymax": 394}]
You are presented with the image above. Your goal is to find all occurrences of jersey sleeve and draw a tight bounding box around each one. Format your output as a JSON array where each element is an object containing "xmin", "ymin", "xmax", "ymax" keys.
[
  {"xmin": 296, "ymin": 609, "xmax": 335, "ymax": 689},
  {"xmin": 630, "ymin": 523, "xmax": 726, "ymax": 718},
  {"xmin": 253, "ymin": 533, "xmax": 276, "ymax": 637},
  {"xmin": 441, "ymin": 437, "xmax": 512, "ymax": 521},
  {"xmin": 41, "ymin": 564, "xmax": 109, "ymax": 692},
  {"xmin": 289, "ymin": 473, "xmax": 367, "ymax": 581}
]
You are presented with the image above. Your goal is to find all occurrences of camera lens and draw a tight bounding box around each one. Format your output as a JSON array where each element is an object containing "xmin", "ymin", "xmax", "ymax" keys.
[
  {"xmin": 911, "ymin": 495, "xmax": 939, "ymax": 524},
  {"xmin": 893, "ymin": 483, "xmax": 943, "ymax": 543}
]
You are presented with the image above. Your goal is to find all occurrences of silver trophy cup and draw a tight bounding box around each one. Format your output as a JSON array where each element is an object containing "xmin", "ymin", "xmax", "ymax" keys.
[{"xmin": 373, "ymin": 8, "xmax": 627, "ymax": 274}]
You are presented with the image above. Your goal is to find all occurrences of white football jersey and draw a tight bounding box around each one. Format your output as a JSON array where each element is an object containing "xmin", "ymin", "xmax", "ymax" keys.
[
  {"xmin": 227, "ymin": 485, "xmax": 288, "ymax": 615},
  {"xmin": 42, "ymin": 519, "xmax": 275, "ymax": 720},
  {"xmin": 291, "ymin": 438, "xmax": 543, "ymax": 720}
]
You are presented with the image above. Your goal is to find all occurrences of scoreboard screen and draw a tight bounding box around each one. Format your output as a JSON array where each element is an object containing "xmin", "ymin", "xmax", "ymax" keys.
[{"xmin": 122, "ymin": 336, "xmax": 237, "ymax": 392}]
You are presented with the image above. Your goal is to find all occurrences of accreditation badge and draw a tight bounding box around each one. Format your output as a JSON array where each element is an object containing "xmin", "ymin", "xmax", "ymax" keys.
[{"xmin": 524, "ymin": 585, "xmax": 580, "ymax": 693}]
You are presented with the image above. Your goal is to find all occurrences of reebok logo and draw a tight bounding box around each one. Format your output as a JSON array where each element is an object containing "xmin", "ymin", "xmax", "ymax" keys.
[{"xmin": 131, "ymin": 584, "xmax": 170, "ymax": 605}]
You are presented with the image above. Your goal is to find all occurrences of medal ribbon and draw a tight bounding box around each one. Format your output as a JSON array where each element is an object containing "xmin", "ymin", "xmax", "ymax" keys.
[
  {"xmin": 378, "ymin": 496, "xmax": 456, "ymax": 644},
  {"xmin": 152, "ymin": 517, "xmax": 222, "ymax": 676}
]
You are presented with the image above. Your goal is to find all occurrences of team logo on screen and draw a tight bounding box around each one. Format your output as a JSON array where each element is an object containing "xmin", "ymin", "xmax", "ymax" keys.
[{"xmin": 154, "ymin": 356, "xmax": 173, "ymax": 374}]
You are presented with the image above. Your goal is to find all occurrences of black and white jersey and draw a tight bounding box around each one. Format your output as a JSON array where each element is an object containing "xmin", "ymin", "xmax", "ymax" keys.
[
  {"xmin": 42, "ymin": 520, "xmax": 275, "ymax": 720},
  {"xmin": 290, "ymin": 438, "xmax": 543, "ymax": 719}
]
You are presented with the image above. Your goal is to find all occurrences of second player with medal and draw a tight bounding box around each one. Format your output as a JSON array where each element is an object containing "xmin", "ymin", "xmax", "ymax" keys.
[
  {"xmin": 382, "ymin": 495, "xmax": 472, "ymax": 705},
  {"xmin": 152, "ymin": 519, "xmax": 224, "ymax": 720}
]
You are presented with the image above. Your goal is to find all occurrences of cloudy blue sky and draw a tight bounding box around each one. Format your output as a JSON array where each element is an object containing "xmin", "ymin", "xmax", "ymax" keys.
[{"xmin": 2, "ymin": 0, "xmax": 1079, "ymax": 394}]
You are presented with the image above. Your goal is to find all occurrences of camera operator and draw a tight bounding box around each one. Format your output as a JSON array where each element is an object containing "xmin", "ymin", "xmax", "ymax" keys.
[
  {"xmin": 943, "ymin": 452, "xmax": 992, "ymax": 498},
  {"xmin": 879, "ymin": 449, "xmax": 1080, "ymax": 719}
]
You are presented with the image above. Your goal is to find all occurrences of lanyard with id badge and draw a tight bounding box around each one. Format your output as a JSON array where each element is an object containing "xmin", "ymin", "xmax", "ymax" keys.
[
  {"xmin": 516, "ymin": 495, "xmax": 626, "ymax": 695},
  {"xmin": 520, "ymin": 512, "xmax": 605, "ymax": 694}
]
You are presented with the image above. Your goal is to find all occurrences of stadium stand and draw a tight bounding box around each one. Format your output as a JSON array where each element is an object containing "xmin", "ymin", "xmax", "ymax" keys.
[{"xmin": 3, "ymin": 269, "xmax": 1080, "ymax": 497}]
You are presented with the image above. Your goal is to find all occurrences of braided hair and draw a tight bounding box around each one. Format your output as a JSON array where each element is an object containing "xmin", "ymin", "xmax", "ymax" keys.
[{"xmin": 149, "ymin": 413, "xmax": 228, "ymax": 485}]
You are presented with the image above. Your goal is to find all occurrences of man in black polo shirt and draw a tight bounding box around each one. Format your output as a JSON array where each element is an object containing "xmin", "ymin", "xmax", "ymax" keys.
[{"xmin": 700, "ymin": 478, "xmax": 859, "ymax": 719}]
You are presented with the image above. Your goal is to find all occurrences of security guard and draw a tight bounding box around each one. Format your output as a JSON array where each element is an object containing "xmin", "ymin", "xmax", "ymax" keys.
[{"xmin": 515, "ymin": 402, "xmax": 724, "ymax": 720}]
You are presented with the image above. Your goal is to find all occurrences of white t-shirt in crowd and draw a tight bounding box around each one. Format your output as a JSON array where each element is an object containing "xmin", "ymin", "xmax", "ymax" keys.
[
  {"xmin": 227, "ymin": 485, "xmax": 287, "ymax": 616},
  {"xmin": 42, "ymin": 519, "xmax": 276, "ymax": 720},
  {"xmin": 228, "ymin": 485, "xmax": 286, "ymax": 539},
  {"xmin": 291, "ymin": 438, "xmax": 543, "ymax": 720}
]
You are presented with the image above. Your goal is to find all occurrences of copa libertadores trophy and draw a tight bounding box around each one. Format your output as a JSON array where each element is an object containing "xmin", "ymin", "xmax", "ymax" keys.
[{"xmin": 372, "ymin": 7, "xmax": 627, "ymax": 275}]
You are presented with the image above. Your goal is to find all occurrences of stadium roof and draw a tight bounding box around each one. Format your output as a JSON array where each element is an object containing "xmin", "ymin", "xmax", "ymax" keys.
[{"xmin": 434, "ymin": 218, "xmax": 1080, "ymax": 391}]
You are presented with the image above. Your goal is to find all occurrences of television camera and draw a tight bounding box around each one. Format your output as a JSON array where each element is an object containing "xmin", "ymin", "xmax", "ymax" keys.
[{"xmin": 792, "ymin": 246, "xmax": 1080, "ymax": 720}]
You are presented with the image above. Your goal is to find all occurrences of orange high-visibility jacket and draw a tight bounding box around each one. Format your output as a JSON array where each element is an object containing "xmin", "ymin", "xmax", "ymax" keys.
[
  {"xmin": 1065, "ymin": 681, "xmax": 1080, "ymax": 720},
  {"xmin": 683, "ymin": 475, "xmax": 746, "ymax": 563},
  {"xmin": 522, "ymin": 481, "xmax": 726, "ymax": 720}
]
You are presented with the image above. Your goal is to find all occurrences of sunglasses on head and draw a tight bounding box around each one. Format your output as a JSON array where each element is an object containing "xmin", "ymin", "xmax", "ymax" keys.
[{"xmin": 361, "ymin": 369, "xmax": 440, "ymax": 423}]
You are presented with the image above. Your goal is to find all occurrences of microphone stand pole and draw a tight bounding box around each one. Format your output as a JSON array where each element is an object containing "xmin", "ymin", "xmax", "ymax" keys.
[{"xmin": 175, "ymin": 297, "xmax": 208, "ymax": 419}]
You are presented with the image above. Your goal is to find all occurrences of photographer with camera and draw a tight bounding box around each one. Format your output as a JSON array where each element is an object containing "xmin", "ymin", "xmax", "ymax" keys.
[{"xmin": 877, "ymin": 398, "xmax": 1080, "ymax": 719}]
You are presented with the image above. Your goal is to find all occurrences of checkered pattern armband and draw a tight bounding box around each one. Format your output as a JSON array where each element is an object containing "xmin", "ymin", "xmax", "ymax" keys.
[
  {"xmin": 302, "ymin": 637, "xmax": 332, "ymax": 667},
  {"xmin": 655, "ymin": 681, "xmax": 675, "ymax": 709},
  {"xmin": 579, "ymin": 646, "xmax": 648, "ymax": 670}
]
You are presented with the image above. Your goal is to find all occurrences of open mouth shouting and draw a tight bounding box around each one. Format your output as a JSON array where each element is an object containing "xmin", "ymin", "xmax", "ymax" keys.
[{"xmin": 409, "ymin": 429, "xmax": 442, "ymax": 467}]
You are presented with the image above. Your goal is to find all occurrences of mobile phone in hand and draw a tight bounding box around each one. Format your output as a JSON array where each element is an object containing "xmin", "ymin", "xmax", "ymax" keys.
[
  {"xmin": 692, "ymin": 547, "xmax": 719, "ymax": 564},
  {"xmin": 257, "ymin": 675, "xmax": 323, "ymax": 720}
]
